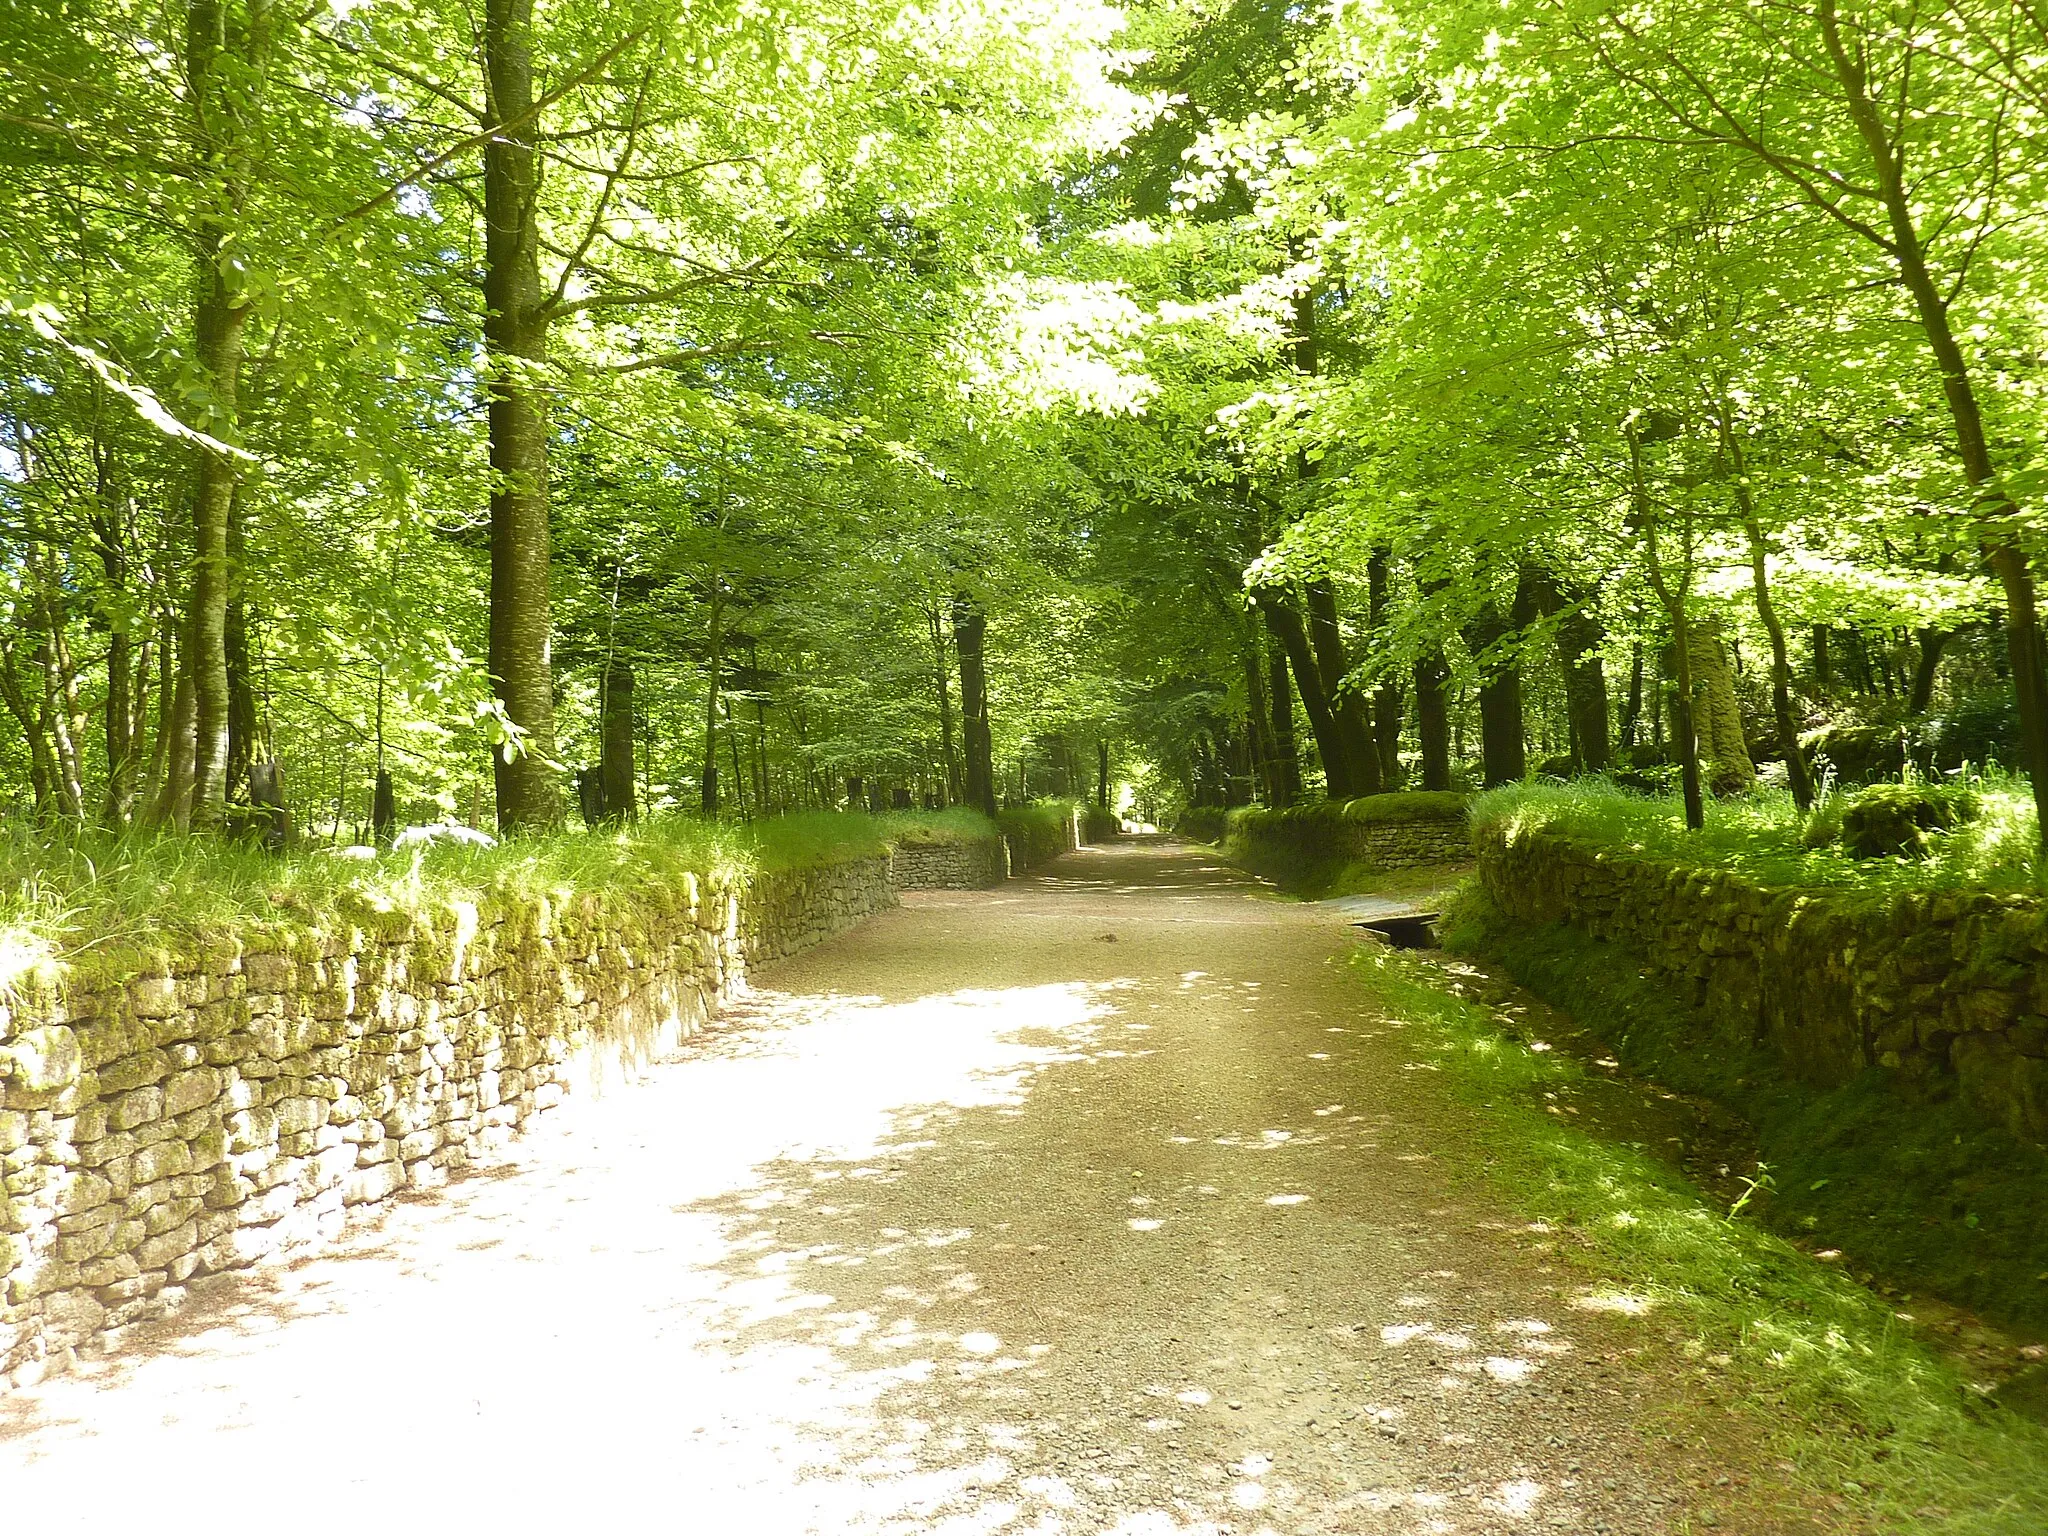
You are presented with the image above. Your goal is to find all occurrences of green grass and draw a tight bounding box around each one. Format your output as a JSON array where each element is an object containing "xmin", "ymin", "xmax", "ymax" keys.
[
  {"xmin": 1359, "ymin": 939, "xmax": 2048, "ymax": 1533},
  {"xmin": 1471, "ymin": 775, "xmax": 2042, "ymax": 893},
  {"xmin": 0, "ymin": 809, "xmax": 973, "ymax": 997},
  {"xmin": 872, "ymin": 806, "xmax": 1001, "ymax": 848}
]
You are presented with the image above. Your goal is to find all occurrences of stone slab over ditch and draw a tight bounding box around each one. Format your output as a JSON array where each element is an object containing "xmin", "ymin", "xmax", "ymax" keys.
[{"xmin": 0, "ymin": 855, "xmax": 896, "ymax": 1386}]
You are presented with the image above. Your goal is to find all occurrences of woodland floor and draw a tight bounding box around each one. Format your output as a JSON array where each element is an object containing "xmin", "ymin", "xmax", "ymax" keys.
[{"xmin": 0, "ymin": 839, "xmax": 1838, "ymax": 1533}]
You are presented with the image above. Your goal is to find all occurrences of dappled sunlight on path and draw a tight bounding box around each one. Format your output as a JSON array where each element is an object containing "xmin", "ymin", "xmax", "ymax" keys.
[{"xmin": 0, "ymin": 841, "xmax": 1817, "ymax": 1533}]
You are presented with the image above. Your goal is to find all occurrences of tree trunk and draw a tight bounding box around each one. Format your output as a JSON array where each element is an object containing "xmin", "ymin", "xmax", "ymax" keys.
[
  {"xmin": 1265, "ymin": 646, "xmax": 1302, "ymax": 805},
  {"xmin": 91, "ymin": 490, "xmax": 140, "ymax": 827},
  {"xmin": 483, "ymin": 0, "xmax": 560, "ymax": 831},
  {"xmin": 1412, "ymin": 644, "xmax": 1452, "ymax": 791},
  {"xmin": 1618, "ymin": 641, "xmax": 1644, "ymax": 751},
  {"xmin": 599, "ymin": 657, "xmax": 635, "ymax": 822},
  {"xmin": 1686, "ymin": 617, "xmax": 1756, "ymax": 795},
  {"xmin": 1556, "ymin": 598, "xmax": 1610, "ymax": 773},
  {"xmin": 953, "ymin": 594, "xmax": 997, "ymax": 819},
  {"xmin": 138, "ymin": 615, "xmax": 175, "ymax": 818},
  {"xmin": 1306, "ymin": 578, "xmax": 1379, "ymax": 795},
  {"xmin": 0, "ymin": 638, "xmax": 59, "ymax": 821},
  {"xmin": 1819, "ymin": 0, "xmax": 2048, "ymax": 847},
  {"xmin": 1812, "ymin": 626, "xmax": 1832, "ymax": 692},
  {"xmin": 31, "ymin": 571, "xmax": 86, "ymax": 819},
  {"xmin": 225, "ymin": 505, "xmax": 257, "ymax": 804},
  {"xmin": 1366, "ymin": 548, "xmax": 1404, "ymax": 789},
  {"xmin": 183, "ymin": 0, "xmax": 262, "ymax": 834},
  {"xmin": 1256, "ymin": 589, "xmax": 1351, "ymax": 796},
  {"xmin": 1909, "ymin": 629, "xmax": 1946, "ymax": 714},
  {"xmin": 1739, "ymin": 509, "xmax": 1815, "ymax": 809},
  {"xmin": 700, "ymin": 580, "xmax": 723, "ymax": 813},
  {"xmin": 372, "ymin": 768, "xmax": 396, "ymax": 844},
  {"xmin": 1461, "ymin": 596, "xmax": 1526, "ymax": 788},
  {"xmin": 1244, "ymin": 646, "xmax": 1278, "ymax": 807},
  {"xmin": 1097, "ymin": 739, "xmax": 1110, "ymax": 810},
  {"xmin": 156, "ymin": 640, "xmax": 198, "ymax": 831},
  {"xmin": 930, "ymin": 606, "xmax": 960, "ymax": 804}
]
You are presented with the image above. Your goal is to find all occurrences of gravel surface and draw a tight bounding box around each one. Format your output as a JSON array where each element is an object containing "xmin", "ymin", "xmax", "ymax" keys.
[{"xmin": 0, "ymin": 838, "xmax": 1830, "ymax": 1532}]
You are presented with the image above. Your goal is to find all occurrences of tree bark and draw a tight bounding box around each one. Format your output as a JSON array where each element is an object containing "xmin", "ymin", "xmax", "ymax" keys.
[
  {"xmin": 225, "ymin": 501, "xmax": 256, "ymax": 803},
  {"xmin": 953, "ymin": 594, "xmax": 997, "ymax": 819},
  {"xmin": 1461, "ymin": 593, "xmax": 1526, "ymax": 788},
  {"xmin": 183, "ymin": 0, "xmax": 263, "ymax": 834},
  {"xmin": 930, "ymin": 606, "xmax": 960, "ymax": 804},
  {"xmin": 1305, "ymin": 578, "xmax": 1379, "ymax": 795},
  {"xmin": 599, "ymin": 657, "xmax": 635, "ymax": 822},
  {"xmin": 1097, "ymin": 739, "xmax": 1110, "ymax": 810},
  {"xmin": 1735, "ymin": 500, "xmax": 1815, "ymax": 809},
  {"xmin": 483, "ymin": 0, "xmax": 560, "ymax": 831},
  {"xmin": 1265, "ymin": 645, "xmax": 1302, "ymax": 805},
  {"xmin": 1686, "ymin": 617, "xmax": 1757, "ymax": 795},
  {"xmin": 1412, "ymin": 644, "xmax": 1452, "ymax": 791},
  {"xmin": 1255, "ymin": 588, "xmax": 1351, "ymax": 797},
  {"xmin": 1366, "ymin": 549, "xmax": 1404, "ymax": 789},
  {"xmin": 1909, "ymin": 629, "xmax": 1946, "ymax": 714},
  {"xmin": 1524, "ymin": 565, "xmax": 1610, "ymax": 774},
  {"xmin": 700, "ymin": 578, "xmax": 723, "ymax": 813},
  {"xmin": 90, "ymin": 480, "xmax": 141, "ymax": 827},
  {"xmin": 1618, "ymin": 641, "xmax": 1644, "ymax": 751}
]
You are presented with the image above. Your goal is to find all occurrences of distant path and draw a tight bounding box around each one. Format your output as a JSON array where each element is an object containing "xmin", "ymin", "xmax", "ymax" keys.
[{"xmin": 1, "ymin": 838, "xmax": 1820, "ymax": 1532}]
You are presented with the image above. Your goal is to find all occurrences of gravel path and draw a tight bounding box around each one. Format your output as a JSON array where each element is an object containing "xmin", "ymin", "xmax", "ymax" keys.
[{"xmin": 0, "ymin": 839, "xmax": 1826, "ymax": 1532}]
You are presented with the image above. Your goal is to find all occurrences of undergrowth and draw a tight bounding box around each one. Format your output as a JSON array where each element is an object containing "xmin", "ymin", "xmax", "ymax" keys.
[
  {"xmin": 1357, "ymin": 941, "xmax": 2048, "ymax": 1533},
  {"xmin": 1471, "ymin": 774, "xmax": 2042, "ymax": 893}
]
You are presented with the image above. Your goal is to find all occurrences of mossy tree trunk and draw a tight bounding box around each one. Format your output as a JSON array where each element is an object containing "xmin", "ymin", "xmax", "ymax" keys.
[{"xmin": 482, "ymin": 0, "xmax": 560, "ymax": 832}]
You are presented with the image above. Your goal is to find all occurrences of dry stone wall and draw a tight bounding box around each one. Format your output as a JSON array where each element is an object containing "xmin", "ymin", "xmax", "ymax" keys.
[
  {"xmin": 889, "ymin": 838, "xmax": 1009, "ymax": 890},
  {"xmin": 1230, "ymin": 806, "xmax": 1472, "ymax": 873},
  {"xmin": 0, "ymin": 854, "xmax": 894, "ymax": 1388},
  {"xmin": 1475, "ymin": 822, "xmax": 2048, "ymax": 1148}
]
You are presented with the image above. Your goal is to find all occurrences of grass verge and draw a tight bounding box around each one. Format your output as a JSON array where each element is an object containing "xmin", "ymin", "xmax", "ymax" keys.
[
  {"xmin": 0, "ymin": 809, "xmax": 975, "ymax": 994},
  {"xmin": 1357, "ymin": 939, "xmax": 2048, "ymax": 1533},
  {"xmin": 1470, "ymin": 776, "xmax": 2042, "ymax": 893}
]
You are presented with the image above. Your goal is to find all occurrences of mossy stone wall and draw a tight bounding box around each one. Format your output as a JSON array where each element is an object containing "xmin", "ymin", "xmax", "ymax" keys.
[
  {"xmin": 1475, "ymin": 821, "xmax": 2048, "ymax": 1148},
  {"xmin": 0, "ymin": 854, "xmax": 894, "ymax": 1388},
  {"xmin": 889, "ymin": 838, "xmax": 1009, "ymax": 890},
  {"xmin": 1229, "ymin": 798, "xmax": 1473, "ymax": 872}
]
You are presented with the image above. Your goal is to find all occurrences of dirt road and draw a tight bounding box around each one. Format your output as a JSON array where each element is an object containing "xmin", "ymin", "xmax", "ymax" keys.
[{"xmin": 0, "ymin": 839, "xmax": 1819, "ymax": 1532}]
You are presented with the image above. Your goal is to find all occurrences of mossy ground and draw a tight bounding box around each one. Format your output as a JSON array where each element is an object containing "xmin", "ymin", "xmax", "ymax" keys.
[{"xmin": 1354, "ymin": 937, "xmax": 2048, "ymax": 1533}]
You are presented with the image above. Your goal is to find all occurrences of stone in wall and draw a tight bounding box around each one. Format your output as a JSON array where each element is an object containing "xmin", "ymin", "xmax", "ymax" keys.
[{"xmin": 0, "ymin": 854, "xmax": 896, "ymax": 1389}]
